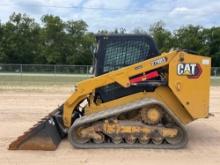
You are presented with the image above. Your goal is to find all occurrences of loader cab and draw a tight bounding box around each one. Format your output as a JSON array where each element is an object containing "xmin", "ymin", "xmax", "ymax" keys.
[
  {"xmin": 93, "ymin": 34, "xmax": 160, "ymax": 102},
  {"xmin": 94, "ymin": 34, "xmax": 159, "ymax": 76}
]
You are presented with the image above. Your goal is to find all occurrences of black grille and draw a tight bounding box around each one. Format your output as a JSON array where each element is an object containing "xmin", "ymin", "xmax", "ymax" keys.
[{"xmin": 103, "ymin": 40, "xmax": 150, "ymax": 72}]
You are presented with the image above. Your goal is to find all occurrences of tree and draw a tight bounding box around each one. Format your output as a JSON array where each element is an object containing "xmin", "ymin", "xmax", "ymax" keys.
[
  {"xmin": 112, "ymin": 28, "xmax": 126, "ymax": 34},
  {"xmin": 97, "ymin": 30, "xmax": 109, "ymax": 35},
  {"xmin": 65, "ymin": 20, "xmax": 94, "ymax": 65},
  {"xmin": 133, "ymin": 27, "xmax": 147, "ymax": 34},
  {"xmin": 173, "ymin": 25, "xmax": 205, "ymax": 54},
  {"xmin": 203, "ymin": 27, "xmax": 220, "ymax": 67},
  {"xmin": 0, "ymin": 22, "xmax": 6, "ymax": 62},
  {"xmin": 41, "ymin": 15, "xmax": 66, "ymax": 64},
  {"xmin": 0, "ymin": 12, "xmax": 41, "ymax": 64},
  {"xmin": 149, "ymin": 21, "xmax": 173, "ymax": 52}
]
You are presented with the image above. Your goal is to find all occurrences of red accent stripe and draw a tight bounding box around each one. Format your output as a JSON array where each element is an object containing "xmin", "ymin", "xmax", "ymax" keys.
[{"xmin": 130, "ymin": 71, "xmax": 159, "ymax": 84}]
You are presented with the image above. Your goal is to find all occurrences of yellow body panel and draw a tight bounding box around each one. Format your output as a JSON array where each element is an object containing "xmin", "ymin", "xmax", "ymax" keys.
[
  {"xmin": 169, "ymin": 52, "xmax": 211, "ymax": 119},
  {"xmin": 63, "ymin": 51, "xmax": 211, "ymax": 128}
]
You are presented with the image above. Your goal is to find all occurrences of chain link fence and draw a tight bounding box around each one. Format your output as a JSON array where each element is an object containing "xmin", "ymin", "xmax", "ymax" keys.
[
  {"xmin": 211, "ymin": 67, "xmax": 220, "ymax": 77},
  {"xmin": 0, "ymin": 64, "xmax": 219, "ymax": 85},
  {"xmin": 0, "ymin": 64, "xmax": 92, "ymax": 85},
  {"xmin": 0, "ymin": 64, "xmax": 91, "ymax": 74}
]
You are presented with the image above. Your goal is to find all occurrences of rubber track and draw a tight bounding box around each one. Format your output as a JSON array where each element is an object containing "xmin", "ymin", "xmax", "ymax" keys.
[{"xmin": 68, "ymin": 98, "xmax": 188, "ymax": 149}]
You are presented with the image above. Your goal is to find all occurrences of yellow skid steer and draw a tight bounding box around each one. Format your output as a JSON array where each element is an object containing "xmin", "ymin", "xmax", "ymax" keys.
[{"xmin": 9, "ymin": 35, "xmax": 211, "ymax": 150}]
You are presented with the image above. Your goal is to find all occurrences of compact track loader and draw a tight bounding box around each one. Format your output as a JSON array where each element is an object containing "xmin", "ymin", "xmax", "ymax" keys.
[{"xmin": 9, "ymin": 35, "xmax": 211, "ymax": 150}]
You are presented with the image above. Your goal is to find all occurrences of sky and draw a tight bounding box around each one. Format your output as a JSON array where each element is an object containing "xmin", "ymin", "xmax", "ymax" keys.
[{"xmin": 0, "ymin": 0, "xmax": 220, "ymax": 32}]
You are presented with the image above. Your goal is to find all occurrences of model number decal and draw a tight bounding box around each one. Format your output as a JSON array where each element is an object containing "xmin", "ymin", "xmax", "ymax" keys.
[{"xmin": 151, "ymin": 57, "xmax": 167, "ymax": 66}]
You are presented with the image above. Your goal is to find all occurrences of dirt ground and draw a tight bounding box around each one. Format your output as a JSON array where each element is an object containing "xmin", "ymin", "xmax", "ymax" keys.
[{"xmin": 0, "ymin": 86, "xmax": 220, "ymax": 165}]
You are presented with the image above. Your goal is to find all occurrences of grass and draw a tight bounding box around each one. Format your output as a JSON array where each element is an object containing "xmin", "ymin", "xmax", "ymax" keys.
[
  {"xmin": 0, "ymin": 73, "xmax": 91, "ymax": 86},
  {"xmin": 0, "ymin": 73, "xmax": 219, "ymax": 87},
  {"xmin": 211, "ymin": 77, "xmax": 220, "ymax": 86}
]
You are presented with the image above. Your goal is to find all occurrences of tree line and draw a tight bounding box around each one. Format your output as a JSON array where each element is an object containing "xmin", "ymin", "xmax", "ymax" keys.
[
  {"xmin": 0, "ymin": 13, "xmax": 95, "ymax": 65},
  {"xmin": 0, "ymin": 13, "xmax": 219, "ymax": 66},
  {"xmin": 148, "ymin": 21, "xmax": 220, "ymax": 67}
]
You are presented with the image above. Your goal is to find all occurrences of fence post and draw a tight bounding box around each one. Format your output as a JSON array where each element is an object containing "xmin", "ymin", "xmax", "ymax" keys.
[
  {"xmin": 214, "ymin": 68, "xmax": 217, "ymax": 77},
  {"xmin": 87, "ymin": 65, "xmax": 89, "ymax": 75},
  {"xmin": 54, "ymin": 65, "xmax": 57, "ymax": 76},
  {"xmin": 20, "ymin": 64, "xmax": 23, "ymax": 83}
]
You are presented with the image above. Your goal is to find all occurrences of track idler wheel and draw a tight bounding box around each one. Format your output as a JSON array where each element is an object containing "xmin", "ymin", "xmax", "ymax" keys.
[
  {"xmin": 138, "ymin": 136, "xmax": 150, "ymax": 144},
  {"xmin": 151, "ymin": 129, "xmax": 164, "ymax": 145},
  {"xmin": 152, "ymin": 136, "xmax": 164, "ymax": 145},
  {"xmin": 141, "ymin": 106, "xmax": 162, "ymax": 125},
  {"xmin": 112, "ymin": 136, "xmax": 123, "ymax": 144},
  {"xmin": 125, "ymin": 135, "xmax": 136, "ymax": 144},
  {"xmin": 93, "ymin": 134, "xmax": 105, "ymax": 144},
  {"xmin": 165, "ymin": 127, "xmax": 184, "ymax": 145}
]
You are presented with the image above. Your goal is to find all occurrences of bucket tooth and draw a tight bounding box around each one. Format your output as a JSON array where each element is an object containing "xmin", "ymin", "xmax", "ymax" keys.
[{"xmin": 9, "ymin": 112, "xmax": 63, "ymax": 151}]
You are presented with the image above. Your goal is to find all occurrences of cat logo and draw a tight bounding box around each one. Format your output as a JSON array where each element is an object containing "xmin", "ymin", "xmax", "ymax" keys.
[{"xmin": 177, "ymin": 63, "xmax": 202, "ymax": 78}]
